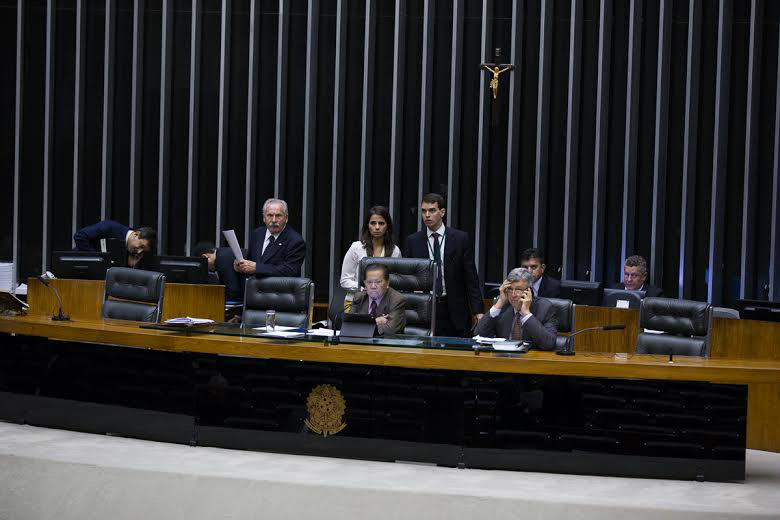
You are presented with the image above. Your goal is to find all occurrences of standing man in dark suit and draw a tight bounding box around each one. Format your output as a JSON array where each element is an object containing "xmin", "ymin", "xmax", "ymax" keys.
[
  {"xmin": 520, "ymin": 247, "xmax": 561, "ymax": 298},
  {"xmin": 73, "ymin": 220, "xmax": 156, "ymax": 268},
  {"xmin": 349, "ymin": 263, "xmax": 406, "ymax": 335},
  {"xmin": 231, "ymin": 198, "xmax": 306, "ymax": 299},
  {"xmin": 404, "ymin": 193, "xmax": 483, "ymax": 337},
  {"xmin": 613, "ymin": 255, "xmax": 663, "ymax": 297},
  {"xmin": 474, "ymin": 267, "xmax": 559, "ymax": 351}
]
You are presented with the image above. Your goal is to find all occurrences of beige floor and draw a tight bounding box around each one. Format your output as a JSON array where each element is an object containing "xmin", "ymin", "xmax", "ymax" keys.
[{"xmin": 1, "ymin": 422, "xmax": 779, "ymax": 520}]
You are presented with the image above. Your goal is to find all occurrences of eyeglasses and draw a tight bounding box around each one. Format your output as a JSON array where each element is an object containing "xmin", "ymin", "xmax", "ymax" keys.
[
  {"xmin": 623, "ymin": 272, "xmax": 643, "ymax": 279},
  {"xmin": 365, "ymin": 280, "xmax": 386, "ymax": 287},
  {"xmin": 506, "ymin": 287, "xmax": 528, "ymax": 294}
]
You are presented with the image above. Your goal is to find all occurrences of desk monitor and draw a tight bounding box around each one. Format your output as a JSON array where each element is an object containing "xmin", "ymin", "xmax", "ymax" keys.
[
  {"xmin": 602, "ymin": 288, "xmax": 645, "ymax": 309},
  {"xmin": 341, "ymin": 313, "xmax": 377, "ymax": 338},
  {"xmin": 153, "ymin": 256, "xmax": 209, "ymax": 284},
  {"xmin": 735, "ymin": 299, "xmax": 780, "ymax": 323},
  {"xmin": 560, "ymin": 280, "xmax": 603, "ymax": 306},
  {"xmin": 51, "ymin": 251, "xmax": 113, "ymax": 280}
]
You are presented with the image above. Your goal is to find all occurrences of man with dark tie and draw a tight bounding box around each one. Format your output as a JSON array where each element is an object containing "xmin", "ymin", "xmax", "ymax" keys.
[
  {"xmin": 404, "ymin": 193, "xmax": 483, "ymax": 337},
  {"xmin": 519, "ymin": 247, "xmax": 561, "ymax": 298},
  {"xmin": 349, "ymin": 263, "xmax": 406, "ymax": 335},
  {"xmin": 613, "ymin": 255, "xmax": 664, "ymax": 297},
  {"xmin": 227, "ymin": 198, "xmax": 306, "ymax": 300},
  {"xmin": 73, "ymin": 220, "xmax": 156, "ymax": 268},
  {"xmin": 474, "ymin": 267, "xmax": 558, "ymax": 351}
]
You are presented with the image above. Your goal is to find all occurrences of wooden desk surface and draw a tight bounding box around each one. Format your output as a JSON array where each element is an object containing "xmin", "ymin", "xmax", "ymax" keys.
[{"xmin": 3, "ymin": 314, "xmax": 780, "ymax": 452}]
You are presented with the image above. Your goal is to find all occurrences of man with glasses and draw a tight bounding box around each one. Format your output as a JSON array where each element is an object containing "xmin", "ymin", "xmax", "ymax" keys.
[
  {"xmin": 349, "ymin": 263, "xmax": 406, "ymax": 335},
  {"xmin": 614, "ymin": 255, "xmax": 663, "ymax": 296},
  {"xmin": 474, "ymin": 267, "xmax": 558, "ymax": 351}
]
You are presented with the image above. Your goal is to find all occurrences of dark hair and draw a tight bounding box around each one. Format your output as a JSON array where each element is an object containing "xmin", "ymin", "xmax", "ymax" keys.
[
  {"xmin": 135, "ymin": 226, "xmax": 158, "ymax": 253},
  {"xmin": 360, "ymin": 206, "xmax": 396, "ymax": 257},
  {"xmin": 192, "ymin": 241, "xmax": 216, "ymax": 258},
  {"xmin": 624, "ymin": 255, "xmax": 648, "ymax": 275},
  {"xmin": 364, "ymin": 262, "xmax": 390, "ymax": 282},
  {"xmin": 520, "ymin": 248, "xmax": 545, "ymax": 264},
  {"xmin": 421, "ymin": 193, "xmax": 446, "ymax": 210}
]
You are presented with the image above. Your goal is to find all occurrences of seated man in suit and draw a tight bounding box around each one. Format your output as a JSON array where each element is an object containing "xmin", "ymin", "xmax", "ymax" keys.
[
  {"xmin": 614, "ymin": 255, "xmax": 663, "ymax": 297},
  {"xmin": 349, "ymin": 263, "xmax": 406, "ymax": 335},
  {"xmin": 73, "ymin": 220, "xmax": 156, "ymax": 268},
  {"xmin": 231, "ymin": 198, "xmax": 306, "ymax": 299},
  {"xmin": 474, "ymin": 267, "xmax": 558, "ymax": 351},
  {"xmin": 520, "ymin": 247, "xmax": 561, "ymax": 298}
]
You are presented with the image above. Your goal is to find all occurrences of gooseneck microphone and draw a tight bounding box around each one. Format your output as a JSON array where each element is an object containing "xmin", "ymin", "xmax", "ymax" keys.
[
  {"xmin": 556, "ymin": 324, "xmax": 625, "ymax": 356},
  {"xmin": 36, "ymin": 276, "xmax": 70, "ymax": 321}
]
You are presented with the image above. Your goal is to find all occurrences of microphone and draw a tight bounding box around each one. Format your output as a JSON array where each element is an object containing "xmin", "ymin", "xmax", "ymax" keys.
[
  {"xmin": 36, "ymin": 276, "xmax": 70, "ymax": 321},
  {"xmin": 556, "ymin": 324, "xmax": 625, "ymax": 356}
]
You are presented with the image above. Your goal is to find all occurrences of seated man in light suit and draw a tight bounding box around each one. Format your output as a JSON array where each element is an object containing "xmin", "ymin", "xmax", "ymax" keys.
[
  {"xmin": 474, "ymin": 267, "xmax": 558, "ymax": 351},
  {"xmin": 349, "ymin": 263, "xmax": 406, "ymax": 335}
]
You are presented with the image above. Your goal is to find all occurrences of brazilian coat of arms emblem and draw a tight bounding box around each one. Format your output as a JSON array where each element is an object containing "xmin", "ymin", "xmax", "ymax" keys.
[{"xmin": 304, "ymin": 384, "xmax": 347, "ymax": 436}]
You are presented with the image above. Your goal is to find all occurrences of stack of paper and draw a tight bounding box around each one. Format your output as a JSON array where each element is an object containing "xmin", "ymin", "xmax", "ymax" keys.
[
  {"xmin": 163, "ymin": 317, "xmax": 215, "ymax": 326},
  {"xmin": 0, "ymin": 263, "xmax": 14, "ymax": 292}
]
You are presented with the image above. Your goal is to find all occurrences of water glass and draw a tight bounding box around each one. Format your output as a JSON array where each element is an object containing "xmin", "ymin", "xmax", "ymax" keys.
[{"xmin": 265, "ymin": 310, "xmax": 276, "ymax": 332}]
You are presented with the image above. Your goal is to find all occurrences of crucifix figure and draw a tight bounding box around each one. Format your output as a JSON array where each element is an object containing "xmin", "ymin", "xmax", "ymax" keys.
[{"xmin": 480, "ymin": 48, "xmax": 515, "ymax": 126}]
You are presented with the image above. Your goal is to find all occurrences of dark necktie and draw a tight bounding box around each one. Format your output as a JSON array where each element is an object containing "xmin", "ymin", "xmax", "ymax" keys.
[
  {"xmin": 511, "ymin": 312, "xmax": 523, "ymax": 340},
  {"xmin": 432, "ymin": 232, "xmax": 443, "ymax": 296},
  {"xmin": 262, "ymin": 235, "xmax": 276, "ymax": 260},
  {"xmin": 369, "ymin": 300, "xmax": 377, "ymax": 317}
]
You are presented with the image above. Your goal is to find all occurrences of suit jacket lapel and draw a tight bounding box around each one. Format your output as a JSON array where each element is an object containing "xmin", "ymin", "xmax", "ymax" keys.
[{"xmin": 259, "ymin": 227, "xmax": 286, "ymax": 263}]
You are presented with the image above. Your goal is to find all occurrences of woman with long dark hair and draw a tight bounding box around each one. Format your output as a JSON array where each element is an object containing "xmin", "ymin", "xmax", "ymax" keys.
[{"xmin": 339, "ymin": 206, "xmax": 402, "ymax": 303}]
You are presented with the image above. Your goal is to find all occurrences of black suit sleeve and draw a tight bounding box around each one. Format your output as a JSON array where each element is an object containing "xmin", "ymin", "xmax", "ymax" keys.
[
  {"xmin": 473, "ymin": 310, "xmax": 500, "ymax": 337},
  {"xmin": 73, "ymin": 220, "xmax": 122, "ymax": 251},
  {"xmin": 254, "ymin": 237, "xmax": 306, "ymax": 277},
  {"xmin": 523, "ymin": 304, "xmax": 559, "ymax": 351}
]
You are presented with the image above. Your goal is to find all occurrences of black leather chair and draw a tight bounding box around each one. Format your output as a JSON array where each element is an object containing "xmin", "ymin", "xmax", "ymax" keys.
[
  {"xmin": 547, "ymin": 297, "xmax": 574, "ymax": 351},
  {"xmin": 636, "ymin": 297, "xmax": 712, "ymax": 357},
  {"xmin": 242, "ymin": 277, "xmax": 314, "ymax": 329},
  {"xmin": 101, "ymin": 267, "xmax": 165, "ymax": 322},
  {"xmin": 356, "ymin": 257, "xmax": 436, "ymax": 336},
  {"xmin": 327, "ymin": 283, "xmax": 348, "ymax": 328}
]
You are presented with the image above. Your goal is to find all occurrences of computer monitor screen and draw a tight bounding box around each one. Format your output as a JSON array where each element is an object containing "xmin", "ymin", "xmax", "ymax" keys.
[
  {"xmin": 602, "ymin": 288, "xmax": 645, "ymax": 309},
  {"xmin": 734, "ymin": 299, "xmax": 780, "ymax": 323},
  {"xmin": 560, "ymin": 280, "xmax": 603, "ymax": 306},
  {"xmin": 51, "ymin": 251, "xmax": 113, "ymax": 280},
  {"xmin": 153, "ymin": 256, "xmax": 208, "ymax": 284}
]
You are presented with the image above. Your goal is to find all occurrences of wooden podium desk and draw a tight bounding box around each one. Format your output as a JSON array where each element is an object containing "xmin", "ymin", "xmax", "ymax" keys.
[
  {"xmin": 26, "ymin": 277, "xmax": 224, "ymax": 322},
  {"xmin": 1, "ymin": 313, "xmax": 780, "ymax": 456}
]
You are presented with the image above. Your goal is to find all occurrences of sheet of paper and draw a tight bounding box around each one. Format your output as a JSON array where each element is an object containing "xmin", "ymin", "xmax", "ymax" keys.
[
  {"xmin": 306, "ymin": 328, "xmax": 340, "ymax": 337},
  {"xmin": 472, "ymin": 336, "xmax": 507, "ymax": 343},
  {"xmin": 222, "ymin": 229, "xmax": 244, "ymax": 262},
  {"xmin": 616, "ymin": 299, "xmax": 630, "ymax": 309},
  {"xmin": 492, "ymin": 342, "xmax": 525, "ymax": 351},
  {"xmin": 259, "ymin": 331, "xmax": 306, "ymax": 338},
  {"xmin": 253, "ymin": 325, "xmax": 299, "ymax": 332}
]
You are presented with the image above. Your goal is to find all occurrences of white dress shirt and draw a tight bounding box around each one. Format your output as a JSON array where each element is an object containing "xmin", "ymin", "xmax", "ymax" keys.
[
  {"xmin": 426, "ymin": 223, "xmax": 446, "ymax": 295},
  {"xmin": 339, "ymin": 241, "xmax": 402, "ymax": 293},
  {"xmin": 489, "ymin": 304, "xmax": 533, "ymax": 326}
]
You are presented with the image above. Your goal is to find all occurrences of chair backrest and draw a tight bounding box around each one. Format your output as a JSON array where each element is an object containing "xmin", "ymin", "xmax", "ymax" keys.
[
  {"xmin": 243, "ymin": 277, "xmax": 313, "ymax": 329},
  {"xmin": 547, "ymin": 297, "xmax": 574, "ymax": 334},
  {"xmin": 636, "ymin": 297, "xmax": 712, "ymax": 357},
  {"xmin": 357, "ymin": 257, "xmax": 436, "ymax": 336},
  {"xmin": 713, "ymin": 306, "xmax": 740, "ymax": 319},
  {"xmin": 102, "ymin": 267, "xmax": 165, "ymax": 322},
  {"xmin": 327, "ymin": 283, "xmax": 349, "ymax": 327}
]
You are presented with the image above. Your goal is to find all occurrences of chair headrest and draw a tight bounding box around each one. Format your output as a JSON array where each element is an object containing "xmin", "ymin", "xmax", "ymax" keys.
[
  {"xmin": 245, "ymin": 277, "xmax": 312, "ymax": 312},
  {"xmin": 640, "ymin": 297, "xmax": 711, "ymax": 336},
  {"xmin": 358, "ymin": 258, "xmax": 434, "ymax": 292},
  {"xmin": 546, "ymin": 297, "xmax": 574, "ymax": 333},
  {"xmin": 105, "ymin": 267, "xmax": 164, "ymax": 303}
]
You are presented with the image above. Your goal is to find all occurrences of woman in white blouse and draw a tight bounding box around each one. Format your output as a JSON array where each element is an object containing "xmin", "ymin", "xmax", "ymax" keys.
[{"xmin": 340, "ymin": 206, "xmax": 402, "ymax": 306}]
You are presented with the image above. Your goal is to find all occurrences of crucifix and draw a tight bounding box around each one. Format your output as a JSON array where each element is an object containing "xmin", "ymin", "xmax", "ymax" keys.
[{"xmin": 480, "ymin": 48, "xmax": 515, "ymax": 126}]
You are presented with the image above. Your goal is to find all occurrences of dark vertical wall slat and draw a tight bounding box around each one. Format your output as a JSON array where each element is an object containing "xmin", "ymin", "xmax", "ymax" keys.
[
  {"xmin": 650, "ymin": 0, "xmax": 672, "ymax": 287},
  {"xmin": 417, "ymin": 0, "xmax": 435, "ymax": 224},
  {"xmin": 329, "ymin": 0, "xmax": 347, "ymax": 295},
  {"xmin": 739, "ymin": 0, "xmax": 763, "ymax": 299},
  {"xmin": 358, "ymin": 0, "xmax": 376, "ymax": 227},
  {"xmin": 243, "ymin": 0, "xmax": 260, "ymax": 246},
  {"xmin": 475, "ymin": 0, "xmax": 493, "ymax": 276},
  {"xmin": 770, "ymin": 21, "xmax": 780, "ymax": 300},
  {"xmin": 215, "ymin": 0, "xmax": 232, "ymax": 246},
  {"xmin": 13, "ymin": 0, "xmax": 23, "ymax": 287},
  {"xmin": 302, "ymin": 0, "xmax": 320, "ymax": 275},
  {"xmin": 562, "ymin": 0, "xmax": 583, "ymax": 280},
  {"xmin": 447, "ymin": 0, "xmax": 464, "ymax": 229},
  {"xmin": 274, "ymin": 0, "xmax": 289, "ymax": 197},
  {"xmin": 42, "ymin": 0, "xmax": 55, "ymax": 272},
  {"xmin": 101, "ymin": 0, "xmax": 116, "ymax": 220},
  {"xmin": 590, "ymin": 0, "xmax": 613, "ymax": 282},
  {"xmin": 621, "ymin": 0, "xmax": 642, "ymax": 266},
  {"xmin": 679, "ymin": 0, "xmax": 701, "ymax": 299},
  {"xmin": 533, "ymin": 0, "xmax": 551, "ymax": 249},
  {"xmin": 157, "ymin": 0, "xmax": 173, "ymax": 253},
  {"xmin": 707, "ymin": 0, "xmax": 733, "ymax": 306},
  {"xmin": 186, "ymin": 0, "xmax": 202, "ymax": 256},
  {"xmin": 502, "ymin": 0, "xmax": 523, "ymax": 276},
  {"xmin": 72, "ymin": 0, "xmax": 87, "ymax": 240},
  {"xmin": 128, "ymin": 0, "xmax": 144, "ymax": 227},
  {"xmin": 388, "ymin": 0, "xmax": 406, "ymax": 234}
]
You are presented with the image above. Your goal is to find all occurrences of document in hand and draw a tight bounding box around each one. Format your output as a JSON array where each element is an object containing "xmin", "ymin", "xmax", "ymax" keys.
[{"xmin": 222, "ymin": 229, "xmax": 244, "ymax": 262}]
